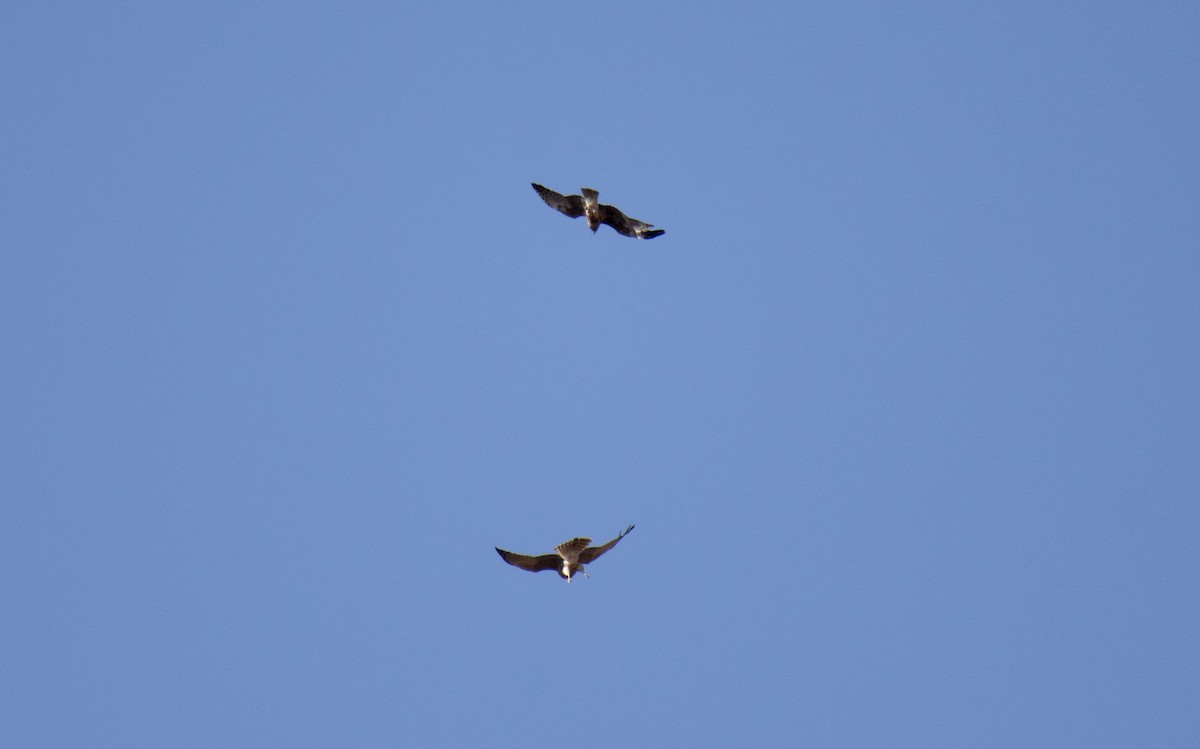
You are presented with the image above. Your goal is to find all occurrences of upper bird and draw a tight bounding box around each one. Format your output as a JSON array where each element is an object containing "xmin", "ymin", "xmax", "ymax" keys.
[
  {"xmin": 532, "ymin": 184, "xmax": 665, "ymax": 239},
  {"xmin": 496, "ymin": 525, "xmax": 636, "ymax": 583}
]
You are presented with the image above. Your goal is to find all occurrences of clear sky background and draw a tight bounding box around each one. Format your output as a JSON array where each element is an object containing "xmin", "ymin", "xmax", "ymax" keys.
[{"xmin": 3, "ymin": 2, "xmax": 1198, "ymax": 746}]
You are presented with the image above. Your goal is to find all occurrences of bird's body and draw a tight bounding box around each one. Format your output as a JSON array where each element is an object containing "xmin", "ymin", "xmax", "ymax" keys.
[
  {"xmin": 532, "ymin": 184, "xmax": 665, "ymax": 239},
  {"xmin": 581, "ymin": 187, "xmax": 603, "ymax": 233},
  {"xmin": 496, "ymin": 525, "xmax": 636, "ymax": 583}
]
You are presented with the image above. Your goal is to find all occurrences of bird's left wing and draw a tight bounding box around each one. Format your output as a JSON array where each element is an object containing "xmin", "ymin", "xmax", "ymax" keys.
[
  {"xmin": 578, "ymin": 524, "xmax": 635, "ymax": 563},
  {"xmin": 496, "ymin": 547, "xmax": 561, "ymax": 573},
  {"xmin": 532, "ymin": 183, "xmax": 585, "ymax": 218}
]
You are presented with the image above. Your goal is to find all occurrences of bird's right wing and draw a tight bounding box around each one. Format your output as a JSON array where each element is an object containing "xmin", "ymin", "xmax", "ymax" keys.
[
  {"xmin": 496, "ymin": 547, "xmax": 561, "ymax": 573},
  {"xmin": 532, "ymin": 183, "xmax": 585, "ymax": 218},
  {"xmin": 578, "ymin": 524, "xmax": 635, "ymax": 563},
  {"xmin": 597, "ymin": 205, "xmax": 664, "ymax": 239}
]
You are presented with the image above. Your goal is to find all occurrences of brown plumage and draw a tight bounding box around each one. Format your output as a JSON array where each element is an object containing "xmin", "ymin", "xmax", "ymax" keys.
[
  {"xmin": 532, "ymin": 183, "xmax": 665, "ymax": 239},
  {"xmin": 496, "ymin": 525, "xmax": 636, "ymax": 582}
]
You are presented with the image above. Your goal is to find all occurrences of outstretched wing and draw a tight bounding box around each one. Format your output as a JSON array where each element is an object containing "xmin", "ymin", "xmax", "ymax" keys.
[
  {"xmin": 532, "ymin": 183, "xmax": 585, "ymax": 218},
  {"xmin": 496, "ymin": 547, "xmax": 561, "ymax": 573},
  {"xmin": 578, "ymin": 524, "xmax": 635, "ymax": 564},
  {"xmin": 597, "ymin": 205, "xmax": 665, "ymax": 239}
]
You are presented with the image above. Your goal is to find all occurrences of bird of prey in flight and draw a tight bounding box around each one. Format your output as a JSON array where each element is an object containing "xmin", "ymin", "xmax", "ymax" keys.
[
  {"xmin": 496, "ymin": 525, "xmax": 636, "ymax": 583},
  {"xmin": 532, "ymin": 183, "xmax": 665, "ymax": 239}
]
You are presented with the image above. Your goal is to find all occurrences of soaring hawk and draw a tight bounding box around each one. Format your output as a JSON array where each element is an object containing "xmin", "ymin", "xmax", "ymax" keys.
[
  {"xmin": 496, "ymin": 525, "xmax": 636, "ymax": 583},
  {"xmin": 532, "ymin": 184, "xmax": 665, "ymax": 239}
]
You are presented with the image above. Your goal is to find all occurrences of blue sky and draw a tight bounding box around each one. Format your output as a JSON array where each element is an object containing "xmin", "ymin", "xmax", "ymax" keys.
[{"xmin": 3, "ymin": 1, "xmax": 1198, "ymax": 746}]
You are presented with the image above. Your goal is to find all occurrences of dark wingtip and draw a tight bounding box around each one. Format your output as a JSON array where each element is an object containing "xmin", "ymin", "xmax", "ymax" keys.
[{"xmin": 643, "ymin": 230, "xmax": 665, "ymax": 239}]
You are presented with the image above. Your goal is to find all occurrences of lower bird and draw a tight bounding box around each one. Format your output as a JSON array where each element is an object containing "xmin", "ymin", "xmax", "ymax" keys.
[
  {"xmin": 532, "ymin": 183, "xmax": 665, "ymax": 239},
  {"xmin": 496, "ymin": 525, "xmax": 636, "ymax": 583}
]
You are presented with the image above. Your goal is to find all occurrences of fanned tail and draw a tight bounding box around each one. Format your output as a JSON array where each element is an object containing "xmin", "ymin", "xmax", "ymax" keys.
[{"xmin": 555, "ymin": 537, "xmax": 591, "ymax": 560}]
